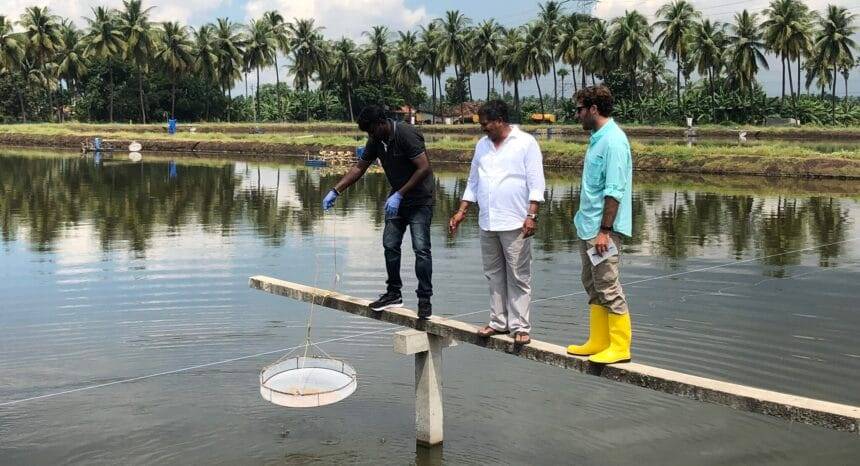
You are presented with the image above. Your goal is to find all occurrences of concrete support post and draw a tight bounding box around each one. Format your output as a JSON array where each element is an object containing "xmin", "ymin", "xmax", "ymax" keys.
[
  {"xmin": 394, "ymin": 329, "xmax": 454, "ymax": 446},
  {"xmin": 414, "ymin": 333, "xmax": 444, "ymax": 446}
]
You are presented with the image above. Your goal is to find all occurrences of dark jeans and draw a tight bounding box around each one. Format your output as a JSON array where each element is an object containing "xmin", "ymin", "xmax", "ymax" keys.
[{"xmin": 383, "ymin": 205, "xmax": 433, "ymax": 300}]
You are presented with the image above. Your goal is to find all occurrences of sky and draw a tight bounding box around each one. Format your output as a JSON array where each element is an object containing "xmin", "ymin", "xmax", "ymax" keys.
[{"xmin": 3, "ymin": 0, "xmax": 860, "ymax": 97}]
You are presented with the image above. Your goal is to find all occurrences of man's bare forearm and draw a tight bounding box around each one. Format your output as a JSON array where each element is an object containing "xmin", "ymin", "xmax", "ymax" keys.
[
  {"xmin": 528, "ymin": 200, "xmax": 540, "ymax": 215},
  {"xmin": 398, "ymin": 166, "xmax": 431, "ymax": 195},
  {"xmin": 398, "ymin": 153, "xmax": 432, "ymax": 195},
  {"xmin": 601, "ymin": 196, "xmax": 619, "ymax": 228}
]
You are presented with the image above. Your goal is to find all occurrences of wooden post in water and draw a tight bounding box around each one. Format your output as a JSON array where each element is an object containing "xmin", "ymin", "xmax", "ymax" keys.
[{"xmin": 394, "ymin": 329, "xmax": 457, "ymax": 446}]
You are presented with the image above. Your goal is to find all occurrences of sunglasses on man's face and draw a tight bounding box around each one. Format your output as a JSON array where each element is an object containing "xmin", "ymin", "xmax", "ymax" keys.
[{"xmin": 576, "ymin": 105, "xmax": 590, "ymax": 113}]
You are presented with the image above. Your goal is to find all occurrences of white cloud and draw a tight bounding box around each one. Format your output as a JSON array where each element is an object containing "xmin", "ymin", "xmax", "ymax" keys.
[
  {"xmin": 243, "ymin": 0, "xmax": 427, "ymax": 41},
  {"xmin": 1, "ymin": 0, "xmax": 229, "ymax": 28},
  {"xmin": 593, "ymin": 0, "xmax": 839, "ymax": 22}
]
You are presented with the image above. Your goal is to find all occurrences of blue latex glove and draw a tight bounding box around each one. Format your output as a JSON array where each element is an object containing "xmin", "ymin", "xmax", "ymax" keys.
[
  {"xmin": 384, "ymin": 192, "xmax": 403, "ymax": 216},
  {"xmin": 322, "ymin": 189, "xmax": 339, "ymax": 210}
]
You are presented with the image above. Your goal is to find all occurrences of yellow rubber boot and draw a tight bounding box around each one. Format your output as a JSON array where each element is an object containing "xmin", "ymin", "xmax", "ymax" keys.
[
  {"xmin": 566, "ymin": 304, "xmax": 610, "ymax": 355},
  {"xmin": 589, "ymin": 311, "xmax": 632, "ymax": 364}
]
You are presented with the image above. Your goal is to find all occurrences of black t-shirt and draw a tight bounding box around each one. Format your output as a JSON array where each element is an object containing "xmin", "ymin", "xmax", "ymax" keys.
[{"xmin": 360, "ymin": 119, "xmax": 435, "ymax": 207}]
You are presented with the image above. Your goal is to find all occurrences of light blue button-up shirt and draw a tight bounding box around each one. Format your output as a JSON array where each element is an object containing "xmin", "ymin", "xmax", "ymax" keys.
[{"xmin": 574, "ymin": 118, "xmax": 633, "ymax": 240}]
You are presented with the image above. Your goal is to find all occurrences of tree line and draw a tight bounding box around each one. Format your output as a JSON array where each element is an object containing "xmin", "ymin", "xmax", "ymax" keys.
[{"xmin": 0, "ymin": 0, "xmax": 856, "ymax": 125}]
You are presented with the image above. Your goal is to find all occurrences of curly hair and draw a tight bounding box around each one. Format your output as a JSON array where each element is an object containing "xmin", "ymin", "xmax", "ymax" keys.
[{"xmin": 574, "ymin": 85, "xmax": 614, "ymax": 117}]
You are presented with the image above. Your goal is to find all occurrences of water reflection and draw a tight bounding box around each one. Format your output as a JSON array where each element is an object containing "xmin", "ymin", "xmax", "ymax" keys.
[
  {"xmin": 0, "ymin": 153, "xmax": 856, "ymax": 269},
  {"xmin": 1, "ymin": 152, "xmax": 858, "ymax": 464}
]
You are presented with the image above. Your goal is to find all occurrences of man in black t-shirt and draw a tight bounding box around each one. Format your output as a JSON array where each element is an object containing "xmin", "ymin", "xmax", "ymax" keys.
[{"xmin": 322, "ymin": 105, "xmax": 435, "ymax": 318}]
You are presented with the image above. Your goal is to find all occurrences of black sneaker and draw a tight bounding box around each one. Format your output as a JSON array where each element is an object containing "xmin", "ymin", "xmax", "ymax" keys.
[
  {"xmin": 369, "ymin": 292, "xmax": 402, "ymax": 312},
  {"xmin": 417, "ymin": 299, "xmax": 432, "ymax": 319}
]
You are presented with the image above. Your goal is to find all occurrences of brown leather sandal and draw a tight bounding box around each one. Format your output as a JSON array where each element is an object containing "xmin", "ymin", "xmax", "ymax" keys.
[
  {"xmin": 477, "ymin": 325, "xmax": 509, "ymax": 337},
  {"xmin": 513, "ymin": 332, "xmax": 531, "ymax": 345}
]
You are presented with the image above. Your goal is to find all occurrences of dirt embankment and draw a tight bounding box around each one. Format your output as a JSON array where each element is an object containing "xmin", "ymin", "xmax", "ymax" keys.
[
  {"xmin": 55, "ymin": 123, "xmax": 860, "ymax": 140},
  {"xmin": 2, "ymin": 132, "xmax": 860, "ymax": 179}
]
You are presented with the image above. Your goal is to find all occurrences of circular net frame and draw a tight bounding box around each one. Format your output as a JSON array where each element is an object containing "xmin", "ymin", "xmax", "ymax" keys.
[{"xmin": 260, "ymin": 355, "xmax": 357, "ymax": 408}]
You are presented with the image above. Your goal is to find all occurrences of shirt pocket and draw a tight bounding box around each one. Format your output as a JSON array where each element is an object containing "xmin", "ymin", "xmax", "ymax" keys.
[{"xmin": 585, "ymin": 156, "xmax": 604, "ymax": 185}]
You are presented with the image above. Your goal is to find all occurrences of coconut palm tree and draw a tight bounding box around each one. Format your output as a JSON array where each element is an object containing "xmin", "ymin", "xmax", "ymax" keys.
[
  {"xmin": 789, "ymin": 3, "xmax": 814, "ymax": 99},
  {"xmin": 763, "ymin": 0, "xmax": 813, "ymax": 101},
  {"xmin": 331, "ymin": 37, "xmax": 361, "ymax": 121},
  {"xmin": 581, "ymin": 19, "xmax": 612, "ymax": 84},
  {"xmin": 461, "ymin": 26, "xmax": 478, "ymax": 102},
  {"xmin": 19, "ymin": 6, "xmax": 64, "ymax": 122},
  {"xmin": 363, "ymin": 25, "xmax": 389, "ymax": 81},
  {"xmin": 497, "ymin": 27, "xmax": 525, "ymax": 121},
  {"xmin": 0, "ymin": 15, "xmax": 25, "ymax": 120},
  {"xmin": 608, "ymin": 10, "xmax": 652, "ymax": 99},
  {"xmin": 55, "ymin": 21, "xmax": 88, "ymax": 121},
  {"xmin": 119, "ymin": 0, "xmax": 155, "ymax": 123},
  {"xmin": 192, "ymin": 25, "xmax": 218, "ymax": 84},
  {"xmin": 557, "ymin": 67, "xmax": 570, "ymax": 99},
  {"xmin": 804, "ymin": 54, "xmax": 833, "ymax": 96},
  {"xmin": 82, "ymin": 6, "xmax": 124, "ymax": 123},
  {"xmin": 472, "ymin": 19, "xmax": 501, "ymax": 101},
  {"xmin": 288, "ymin": 19, "xmax": 328, "ymax": 121},
  {"xmin": 192, "ymin": 24, "xmax": 219, "ymax": 120},
  {"xmin": 213, "ymin": 18, "xmax": 245, "ymax": 98},
  {"xmin": 838, "ymin": 55, "xmax": 856, "ymax": 99},
  {"xmin": 814, "ymin": 5, "xmax": 857, "ymax": 121},
  {"xmin": 288, "ymin": 18, "xmax": 327, "ymax": 92},
  {"xmin": 244, "ymin": 18, "xmax": 275, "ymax": 120},
  {"xmin": 0, "ymin": 16, "xmax": 21, "ymax": 73},
  {"xmin": 418, "ymin": 22, "xmax": 444, "ymax": 121},
  {"xmin": 436, "ymin": 10, "xmax": 471, "ymax": 104},
  {"xmin": 642, "ymin": 52, "xmax": 668, "ymax": 97},
  {"xmin": 726, "ymin": 10, "xmax": 769, "ymax": 97},
  {"xmin": 556, "ymin": 13, "xmax": 588, "ymax": 94},
  {"xmin": 155, "ymin": 21, "xmax": 193, "ymax": 118},
  {"xmin": 654, "ymin": 0, "xmax": 699, "ymax": 111},
  {"xmin": 0, "ymin": 16, "xmax": 20, "ymax": 72},
  {"xmin": 688, "ymin": 19, "xmax": 727, "ymax": 116},
  {"xmin": 262, "ymin": 10, "xmax": 289, "ymax": 120},
  {"xmin": 538, "ymin": 1, "xmax": 564, "ymax": 107},
  {"xmin": 392, "ymin": 31, "xmax": 422, "ymax": 121},
  {"xmin": 520, "ymin": 21, "xmax": 552, "ymax": 116}
]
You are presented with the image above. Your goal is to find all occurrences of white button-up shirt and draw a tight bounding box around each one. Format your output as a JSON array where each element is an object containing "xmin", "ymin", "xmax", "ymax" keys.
[{"xmin": 461, "ymin": 126, "xmax": 546, "ymax": 231}]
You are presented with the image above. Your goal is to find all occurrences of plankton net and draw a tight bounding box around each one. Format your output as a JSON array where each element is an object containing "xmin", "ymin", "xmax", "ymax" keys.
[{"xmin": 259, "ymin": 193, "xmax": 357, "ymax": 408}]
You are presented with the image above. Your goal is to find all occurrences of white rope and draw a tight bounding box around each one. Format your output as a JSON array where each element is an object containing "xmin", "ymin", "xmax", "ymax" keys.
[
  {"xmin": 1, "ymin": 236, "xmax": 857, "ymax": 408},
  {"xmin": 535, "ymin": 236, "xmax": 860, "ymax": 302}
]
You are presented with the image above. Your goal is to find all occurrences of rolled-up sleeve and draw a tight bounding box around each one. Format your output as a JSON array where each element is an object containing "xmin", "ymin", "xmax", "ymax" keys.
[
  {"xmin": 461, "ymin": 147, "xmax": 480, "ymax": 202},
  {"xmin": 604, "ymin": 142, "xmax": 629, "ymax": 201},
  {"xmin": 525, "ymin": 139, "xmax": 546, "ymax": 202}
]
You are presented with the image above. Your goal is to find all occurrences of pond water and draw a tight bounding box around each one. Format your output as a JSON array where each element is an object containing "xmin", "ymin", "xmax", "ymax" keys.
[{"xmin": 1, "ymin": 151, "xmax": 858, "ymax": 464}]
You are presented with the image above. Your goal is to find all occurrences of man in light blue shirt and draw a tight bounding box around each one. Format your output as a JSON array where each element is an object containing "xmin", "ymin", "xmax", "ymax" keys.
[{"xmin": 566, "ymin": 85, "xmax": 634, "ymax": 364}]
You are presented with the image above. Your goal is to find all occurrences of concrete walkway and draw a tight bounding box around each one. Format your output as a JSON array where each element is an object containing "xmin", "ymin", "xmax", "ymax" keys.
[{"xmin": 250, "ymin": 275, "xmax": 859, "ymax": 435}]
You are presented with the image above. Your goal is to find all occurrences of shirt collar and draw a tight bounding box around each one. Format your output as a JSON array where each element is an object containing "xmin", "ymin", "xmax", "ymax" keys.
[
  {"xmin": 488, "ymin": 124, "xmax": 519, "ymax": 146},
  {"xmin": 589, "ymin": 118, "xmax": 616, "ymax": 145},
  {"xmin": 387, "ymin": 119, "xmax": 397, "ymax": 143}
]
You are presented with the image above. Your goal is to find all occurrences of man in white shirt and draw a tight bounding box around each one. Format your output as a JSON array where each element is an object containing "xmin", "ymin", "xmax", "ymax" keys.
[{"xmin": 448, "ymin": 100, "xmax": 546, "ymax": 345}]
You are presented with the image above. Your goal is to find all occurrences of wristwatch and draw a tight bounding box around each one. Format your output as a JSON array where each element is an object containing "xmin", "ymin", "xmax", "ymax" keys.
[
  {"xmin": 527, "ymin": 213, "xmax": 539, "ymax": 221},
  {"xmin": 600, "ymin": 224, "xmax": 613, "ymax": 233}
]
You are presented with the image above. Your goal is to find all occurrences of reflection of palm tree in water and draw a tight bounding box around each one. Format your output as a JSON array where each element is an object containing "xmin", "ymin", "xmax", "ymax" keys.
[{"xmin": 0, "ymin": 157, "xmax": 855, "ymax": 269}]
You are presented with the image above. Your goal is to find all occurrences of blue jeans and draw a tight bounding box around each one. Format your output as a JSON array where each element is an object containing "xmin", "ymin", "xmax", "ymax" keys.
[{"xmin": 382, "ymin": 205, "xmax": 433, "ymax": 300}]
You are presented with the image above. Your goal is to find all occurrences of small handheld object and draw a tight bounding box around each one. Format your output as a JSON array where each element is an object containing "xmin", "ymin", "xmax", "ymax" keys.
[{"xmin": 587, "ymin": 239, "xmax": 618, "ymax": 266}]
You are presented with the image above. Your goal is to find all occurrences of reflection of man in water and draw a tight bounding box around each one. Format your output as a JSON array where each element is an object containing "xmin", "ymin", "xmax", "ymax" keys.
[
  {"xmin": 322, "ymin": 105, "xmax": 435, "ymax": 319},
  {"xmin": 566, "ymin": 85, "xmax": 634, "ymax": 364}
]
